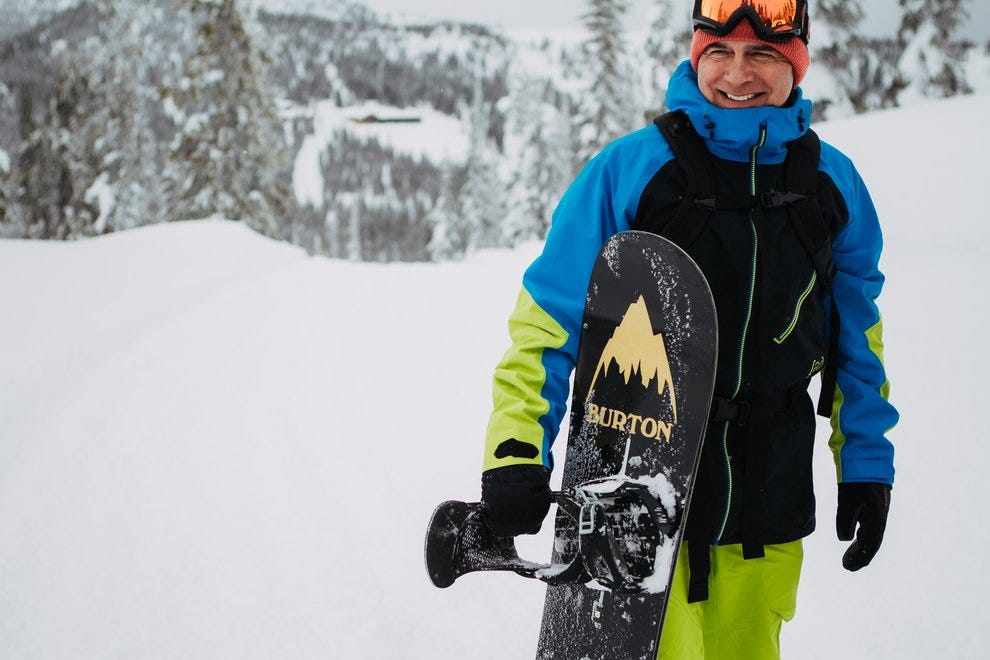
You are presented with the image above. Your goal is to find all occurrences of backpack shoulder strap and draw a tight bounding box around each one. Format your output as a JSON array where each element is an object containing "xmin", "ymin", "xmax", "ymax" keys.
[
  {"xmin": 651, "ymin": 110, "xmax": 721, "ymax": 249},
  {"xmin": 783, "ymin": 128, "xmax": 842, "ymax": 418},
  {"xmin": 654, "ymin": 110, "xmax": 716, "ymax": 196},
  {"xmin": 784, "ymin": 128, "xmax": 835, "ymax": 283}
]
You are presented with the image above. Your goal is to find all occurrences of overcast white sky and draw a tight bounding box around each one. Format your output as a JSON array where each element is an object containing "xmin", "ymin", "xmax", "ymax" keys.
[{"xmin": 360, "ymin": 0, "xmax": 988, "ymax": 40}]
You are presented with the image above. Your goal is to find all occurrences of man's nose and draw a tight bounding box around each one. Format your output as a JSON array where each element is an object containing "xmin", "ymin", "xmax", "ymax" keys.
[{"xmin": 722, "ymin": 54, "xmax": 755, "ymax": 85}]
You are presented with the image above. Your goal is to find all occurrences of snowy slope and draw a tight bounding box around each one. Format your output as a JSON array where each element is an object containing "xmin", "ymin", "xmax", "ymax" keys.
[
  {"xmin": 1, "ymin": 94, "xmax": 989, "ymax": 658},
  {"xmin": 786, "ymin": 93, "xmax": 990, "ymax": 658}
]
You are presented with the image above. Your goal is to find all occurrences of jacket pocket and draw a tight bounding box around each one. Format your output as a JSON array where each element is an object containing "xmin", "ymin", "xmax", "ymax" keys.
[{"xmin": 773, "ymin": 271, "xmax": 817, "ymax": 345}]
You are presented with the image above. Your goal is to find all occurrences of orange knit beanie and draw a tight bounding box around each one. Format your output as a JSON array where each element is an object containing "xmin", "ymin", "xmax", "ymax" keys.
[{"xmin": 690, "ymin": 21, "xmax": 810, "ymax": 87}]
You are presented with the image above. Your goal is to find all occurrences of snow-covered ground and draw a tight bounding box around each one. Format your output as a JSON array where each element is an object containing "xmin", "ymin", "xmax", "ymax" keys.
[{"xmin": 1, "ymin": 93, "xmax": 989, "ymax": 658}]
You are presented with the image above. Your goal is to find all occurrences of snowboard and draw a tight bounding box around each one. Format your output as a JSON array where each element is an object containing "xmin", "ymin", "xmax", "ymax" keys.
[
  {"xmin": 423, "ymin": 231, "xmax": 717, "ymax": 659},
  {"xmin": 536, "ymin": 230, "xmax": 717, "ymax": 659}
]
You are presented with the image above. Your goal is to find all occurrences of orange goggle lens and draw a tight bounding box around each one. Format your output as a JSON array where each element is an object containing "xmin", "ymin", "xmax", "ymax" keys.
[{"xmin": 694, "ymin": 0, "xmax": 808, "ymax": 40}]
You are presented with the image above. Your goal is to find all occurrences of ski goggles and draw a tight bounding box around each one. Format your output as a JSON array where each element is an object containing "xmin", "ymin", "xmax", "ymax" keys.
[{"xmin": 693, "ymin": 0, "xmax": 810, "ymax": 43}]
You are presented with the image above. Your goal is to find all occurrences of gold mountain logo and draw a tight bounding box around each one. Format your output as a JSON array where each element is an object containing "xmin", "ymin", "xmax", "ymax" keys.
[{"xmin": 585, "ymin": 295, "xmax": 677, "ymax": 443}]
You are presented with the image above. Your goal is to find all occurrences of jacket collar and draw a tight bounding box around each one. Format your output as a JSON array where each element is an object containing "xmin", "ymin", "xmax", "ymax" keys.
[{"xmin": 664, "ymin": 60, "xmax": 813, "ymax": 164}]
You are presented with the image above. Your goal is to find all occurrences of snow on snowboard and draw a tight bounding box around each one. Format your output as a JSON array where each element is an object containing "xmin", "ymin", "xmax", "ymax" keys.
[{"xmin": 425, "ymin": 231, "xmax": 717, "ymax": 658}]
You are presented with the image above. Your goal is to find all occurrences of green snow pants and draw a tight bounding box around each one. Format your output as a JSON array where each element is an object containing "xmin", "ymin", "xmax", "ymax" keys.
[{"xmin": 657, "ymin": 540, "xmax": 803, "ymax": 660}]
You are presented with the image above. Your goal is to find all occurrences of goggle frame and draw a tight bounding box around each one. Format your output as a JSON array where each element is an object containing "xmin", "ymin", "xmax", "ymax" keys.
[{"xmin": 692, "ymin": 0, "xmax": 810, "ymax": 44}]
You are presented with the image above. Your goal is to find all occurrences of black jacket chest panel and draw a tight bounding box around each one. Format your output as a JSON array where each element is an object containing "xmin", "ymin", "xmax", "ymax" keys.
[
  {"xmin": 632, "ymin": 153, "xmax": 850, "ymax": 547},
  {"xmin": 633, "ymin": 156, "xmax": 849, "ymax": 398}
]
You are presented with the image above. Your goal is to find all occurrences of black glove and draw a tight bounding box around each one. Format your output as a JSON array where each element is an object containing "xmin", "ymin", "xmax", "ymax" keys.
[
  {"xmin": 836, "ymin": 482, "xmax": 891, "ymax": 571},
  {"xmin": 481, "ymin": 464, "xmax": 551, "ymax": 537}
]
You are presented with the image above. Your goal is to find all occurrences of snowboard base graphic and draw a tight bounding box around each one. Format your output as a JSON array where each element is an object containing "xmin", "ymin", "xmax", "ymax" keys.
[{"xmin": 536, "ymin": 231, "xmax": 717, "ymax": 659}]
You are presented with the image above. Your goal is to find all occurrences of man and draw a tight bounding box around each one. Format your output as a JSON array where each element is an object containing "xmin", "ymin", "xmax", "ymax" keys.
[{"xmin": 479, "ymin": 1, "xmax": 898, "ymax": 658}]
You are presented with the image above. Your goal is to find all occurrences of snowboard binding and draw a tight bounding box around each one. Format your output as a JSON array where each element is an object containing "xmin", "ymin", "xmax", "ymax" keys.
[{"xmin": 425, "ymin": 477, "xmax": 679, "ymax": 594}]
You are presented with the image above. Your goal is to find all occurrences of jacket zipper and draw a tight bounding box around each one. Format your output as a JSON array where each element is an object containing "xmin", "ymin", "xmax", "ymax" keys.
[
  {"xmin": 773, "ymin": 270, "xmax": 818, "ymax": 344},
  {"xmin": 714, "ymin": 125, "xmax": 766, "ymax": 545}
]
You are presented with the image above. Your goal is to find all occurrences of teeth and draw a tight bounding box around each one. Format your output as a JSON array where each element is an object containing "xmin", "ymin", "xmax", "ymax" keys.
[{"xmin": 726, "ymin": 92, "xmax": 758, "ymax": 101}]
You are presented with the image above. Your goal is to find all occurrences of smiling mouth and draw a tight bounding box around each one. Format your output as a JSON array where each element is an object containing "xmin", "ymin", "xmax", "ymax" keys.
[{"xmin": 722, "ymin": 91, "xmax": 761, "ymax": 102}]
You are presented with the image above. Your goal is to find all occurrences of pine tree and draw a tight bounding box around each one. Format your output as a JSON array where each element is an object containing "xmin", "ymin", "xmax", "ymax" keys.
[
  {"xmin": 426, "ymin": 164, "xmax": 469, "ymax": 261},
  {"xmin": 0, "ymin": 154, "xmax": 10, "ymax": 238},
  {"xmin": 166, "ymin": 0, "xmax": 294, "ymax": 237},
  {"xmin": 50, "ymin": 50, "xmax": 106, "ymax": 237},
  {"xmin": 458, "ymin": 53, "xmax": 506, "ymax": 252},
  {"xmin": 13, "ymin": 83, "xmax": 72, "ymax": 239},
  {"xmin": 0, "ymin": 79, "xmax": 15, "ymax": 236},
  {"xmin": 643, "ymin": 0, "xmax": 692, "ymax": 114},
  {"xmin": 501, "ymin": 71, "xmax": 573, "ymax": 246},
  {"xmin": 896, "ymin": 0, "xmax": 972, "ymax": 101},
  {"xmin": 98, "ymin": 1, "xmax": 172, "ymax": 232},
  {"xmin": 578, "ymin": 0, "xmax": 639, "ymax": 163},
  {"xmin": 810, "ymin": 0, "xmax": 864, "ymax": 117},
  {"xmin": 47, "ymin": 0, "xmax": 170, "ymax": 236}
]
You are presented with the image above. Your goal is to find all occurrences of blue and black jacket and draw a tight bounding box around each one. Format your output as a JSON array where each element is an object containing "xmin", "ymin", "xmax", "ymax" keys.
[{"xmin": 483, "ymin": 61, "xmax": 898, "ymax": 549}]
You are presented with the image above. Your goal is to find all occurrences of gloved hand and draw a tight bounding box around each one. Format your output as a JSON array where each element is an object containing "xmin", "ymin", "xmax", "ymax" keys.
[
  {"xmin": 836, "ymin": 482, "xmax": 891, "ymax": 571},
  {"xmin": 481, "ymin": 464, "xmax": 551, "ymax": 537}
]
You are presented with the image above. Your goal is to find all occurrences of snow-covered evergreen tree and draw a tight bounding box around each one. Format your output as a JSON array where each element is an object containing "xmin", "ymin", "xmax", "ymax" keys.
[
  {"xmin": 49, "ymin": 43, "xmax": 108, "ymax": 237},
  {"xmin": 0, "ymin": 84, "xmax": 18, "ymax": 236},
  {"xmin": 341, "ymin": 195, "xmax": 362, "ymax": 261},
  {"xmin": 426, "ymin": 165, "xmax": 469, "ymax": 261},
  {"xmin": 458, "ymin": 54, "xmax": 506, "ymax": 252},
  {"xmin": 806, "ymin": 0, "xmax": 863, "ymax": 117},
  {"xmin": 166, "ymin": 0, "xmax": 294, "ymax": 237},
  {"xmin": 12, "ymin": 82, "xmax": 72, "ymax": 239},
  {"xmin": 501, "ymin": 71, "xmax": 573, "ymax": 246},
  {"xmin": 643, "ymin": 0, "xmax": 692, "ymax": 114},
  {"xmin": 896, "ymin": 0, "xmax": 972, "ymax": 102},
  {"xmin": 51, "ymin": 1, "xmax": 172, "ymax": 236},
  {"xmin": 578, "ymin": 0, "xmax": 639, "ymax": 163},
  {"xmin": 105, "ymin": 2, "xmax": 174, "ymax": 232},
  {"xmin": 0, "ymin": 158, "xmax": 10, "ymax": 235}
]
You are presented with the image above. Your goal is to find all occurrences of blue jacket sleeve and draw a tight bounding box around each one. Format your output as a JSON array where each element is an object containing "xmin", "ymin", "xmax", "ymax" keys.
[
  {"xmin": 483, "ymin": 127, "xmax": 671, "ymax": 472},
  {"xmin": 820, "ymin": 143, "xmax": 899, "ymax": 485}
]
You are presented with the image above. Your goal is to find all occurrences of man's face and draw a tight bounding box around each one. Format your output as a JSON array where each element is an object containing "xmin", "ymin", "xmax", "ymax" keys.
[{"xmin": 696, "ymin": 40, "xmax": 795, "ymax": 109}]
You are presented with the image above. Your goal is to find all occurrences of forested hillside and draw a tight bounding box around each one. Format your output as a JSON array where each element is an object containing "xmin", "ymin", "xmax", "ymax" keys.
[{"xmin": 0, "ymin": 0, "xmax": 984, "ymax": 261}]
